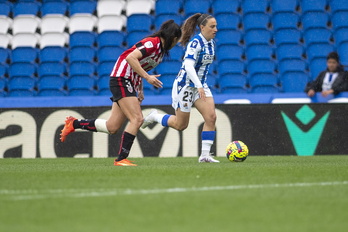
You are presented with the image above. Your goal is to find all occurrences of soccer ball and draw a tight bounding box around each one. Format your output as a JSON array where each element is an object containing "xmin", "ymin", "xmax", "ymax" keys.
[{"xmin": 226, "ymin": 141, "xmax": 249, "ymax": 162}]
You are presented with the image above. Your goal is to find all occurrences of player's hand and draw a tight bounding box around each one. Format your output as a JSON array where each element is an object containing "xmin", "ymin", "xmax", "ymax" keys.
[
  {"xmin": 146, "ymin": 74, "xmax": 163, "ymax": 88},
  {"xmin": 138, "ymin": 90, "xmax": 144, "ymax": 103},
  {"xmin": 321, "ymin": 89, "xmax": 333, "ymax": 97},
  {"xmin": 307, "ymin": 89, "xmax": 315, "ymax": 97},
  {"xmin": 198, "ymin": 87, "xmax": 206, "ymax": 101}
]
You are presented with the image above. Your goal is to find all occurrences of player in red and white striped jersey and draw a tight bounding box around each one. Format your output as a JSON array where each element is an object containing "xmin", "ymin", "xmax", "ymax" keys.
[{"xmin": 60, "ymin": 20, "xmax": 182, "ymax": 166}]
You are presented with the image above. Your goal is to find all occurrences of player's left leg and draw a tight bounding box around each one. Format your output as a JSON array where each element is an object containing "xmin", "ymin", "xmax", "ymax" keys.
[{"xmin": 194, "ymin": 97, "xmax": 219, "ymax": 163}]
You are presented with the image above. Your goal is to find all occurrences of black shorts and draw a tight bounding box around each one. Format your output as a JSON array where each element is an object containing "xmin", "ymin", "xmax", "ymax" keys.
[{"xmin": 109, "ymin": 76, "xmax": 137, "ymax": 102}]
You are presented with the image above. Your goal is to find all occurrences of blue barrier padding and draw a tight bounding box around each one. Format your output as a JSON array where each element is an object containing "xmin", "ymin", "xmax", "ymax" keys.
[{"xmin": 1, "ymin": 92, "xmax": 348, "ymax": 108}]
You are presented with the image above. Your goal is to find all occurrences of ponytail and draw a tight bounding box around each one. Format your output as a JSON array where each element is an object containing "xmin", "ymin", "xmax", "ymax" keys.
[{"xmin": 180, "ymin": 13, "xmax": 213, "ymax": 47}]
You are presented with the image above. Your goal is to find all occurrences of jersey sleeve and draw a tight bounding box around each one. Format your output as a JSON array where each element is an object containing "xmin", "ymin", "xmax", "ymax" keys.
[
  {"xmin": 135, "ymin": 37, "xmax": 159, "ymax": 57},
  {"xmin": 184, "ymin": 38, "xmax": 201, "ymax": 61}
]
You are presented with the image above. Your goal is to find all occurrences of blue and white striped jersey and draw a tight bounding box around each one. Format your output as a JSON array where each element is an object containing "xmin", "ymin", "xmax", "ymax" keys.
[{"xmin": 176, "ymin": 33, "xmax": 215, "ymax": 88}]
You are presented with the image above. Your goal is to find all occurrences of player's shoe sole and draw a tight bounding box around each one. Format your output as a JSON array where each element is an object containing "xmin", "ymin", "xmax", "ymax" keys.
[
  {"xmin": 60, "ymin": 116, "xmax": 76, "ymax": 142},
  {"xmin": 114, "ymin": 159, "xmax": 137, "ymax": 166},
  {"xmin": 141, "ymin": 109, "xmax": 158, "ymax": 129}
]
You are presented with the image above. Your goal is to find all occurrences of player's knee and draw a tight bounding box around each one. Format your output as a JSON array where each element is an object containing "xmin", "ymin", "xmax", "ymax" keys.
[{"xmin": 176, "ymin": 123, "xmax": 188, "ymax": 131}]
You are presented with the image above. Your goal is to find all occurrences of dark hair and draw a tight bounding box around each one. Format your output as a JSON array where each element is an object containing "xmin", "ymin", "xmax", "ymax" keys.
[
  {"xmin": 180, "ymin": 13, "xmax": 214, "ymax": 47},
  {"xmin": 327, "ymin": 51, "xmax": 340, "ymax": 63},
  {"xmin": 149, "ymin": 20, "xmax": 182, "ymax": 56}
]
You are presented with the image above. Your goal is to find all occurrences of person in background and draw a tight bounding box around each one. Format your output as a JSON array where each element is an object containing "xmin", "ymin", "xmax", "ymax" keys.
[
  {"xmin": 59, "ymin": 20, "xmax": 182, "ymax": 166},
  {"xmin": 305, "ymin": 51, "xmax": 348, "ymax": 97},
  {"xmin": 142, "ymin": 13, "xmax": 220, "ymax": 163}
]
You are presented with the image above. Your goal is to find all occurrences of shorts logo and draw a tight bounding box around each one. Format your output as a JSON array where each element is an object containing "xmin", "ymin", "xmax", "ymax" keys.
[
  {"xmin": 125, "ymin": 80, "xmax": 133, "ymax": 93},
  {"xmin": 144, "ymin": 41, "xmax": 154, "ymax": 48}
]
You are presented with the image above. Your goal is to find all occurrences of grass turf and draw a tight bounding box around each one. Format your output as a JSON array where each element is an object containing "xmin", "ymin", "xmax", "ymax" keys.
[{"xmin": 1, "ymin": 155, "xmax": 348, "ymax": 232}]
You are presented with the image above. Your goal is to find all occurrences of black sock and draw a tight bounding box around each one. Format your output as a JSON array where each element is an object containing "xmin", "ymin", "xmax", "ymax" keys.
[
  {"xmin": 116, "ymin": 131, "xmax": 136, "ymax": 161},
  {"xmin": 73, "ymin": 119, "xmax": 97, "ymax": 132}
]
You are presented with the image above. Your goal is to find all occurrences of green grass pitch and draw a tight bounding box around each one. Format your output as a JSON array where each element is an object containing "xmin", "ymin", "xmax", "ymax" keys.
[{"xmin": 1, "ymin": 155, "xmax": 348, "ymax": 232}]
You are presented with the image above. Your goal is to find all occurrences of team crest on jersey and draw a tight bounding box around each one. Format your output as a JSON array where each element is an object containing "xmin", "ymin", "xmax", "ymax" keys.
[
  {"xmin": 190, "ymin": 41, "xmax": 198, "ymax": 48},
  {"xmin": 144, "ymin": 41, "xmax": 154, "ymax": 48}
]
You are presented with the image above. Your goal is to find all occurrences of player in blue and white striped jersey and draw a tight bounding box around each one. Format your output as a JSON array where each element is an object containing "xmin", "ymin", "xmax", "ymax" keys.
[{"xmin": 142, "ymin": 13, "xmax": 220, "ymax": 163}]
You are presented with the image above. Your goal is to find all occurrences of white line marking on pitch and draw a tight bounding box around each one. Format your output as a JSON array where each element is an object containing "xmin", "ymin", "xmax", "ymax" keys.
[{"xmin": 1, "ymin": 181, "xmax": 348, "ymax": 201}]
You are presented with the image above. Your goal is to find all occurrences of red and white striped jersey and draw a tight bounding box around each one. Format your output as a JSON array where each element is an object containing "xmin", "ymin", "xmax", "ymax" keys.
[{"xmin": 110, "ymin": 36, "xmax": 164, "ymax": 92}]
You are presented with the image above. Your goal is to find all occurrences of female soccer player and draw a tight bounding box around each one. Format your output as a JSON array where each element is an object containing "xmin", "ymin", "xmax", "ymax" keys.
[
  {"xmin": 60, "ymin": 20, "xmax": 182, "ymax": 166},
  {"xmin": 142, "ymin": 13, "xmax": 219, "ymax": 163}
]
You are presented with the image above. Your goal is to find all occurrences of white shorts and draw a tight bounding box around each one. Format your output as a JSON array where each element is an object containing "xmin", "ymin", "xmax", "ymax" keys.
[{"xmin": 171, "ymin": 82, "xmax": 213, "ymax": 113}]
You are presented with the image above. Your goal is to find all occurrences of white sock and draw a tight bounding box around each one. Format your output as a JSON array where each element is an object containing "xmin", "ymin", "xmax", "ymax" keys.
[
  {"xmin": 95, "ymin": 119, "xmax": 110, "ymax": 134},
  {"xmin": 201, "ymin": 140, "xmax": 213, "ymax": 157},
  {"xmin": 153, "ymin": 113, "xmax": 165, "ymax": 124}
]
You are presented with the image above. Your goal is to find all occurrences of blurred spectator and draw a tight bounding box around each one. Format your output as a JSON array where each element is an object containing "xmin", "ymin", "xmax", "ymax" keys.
[{"xmin": 305, "ymin": 52, "xmax": 348, "ymax": 97}]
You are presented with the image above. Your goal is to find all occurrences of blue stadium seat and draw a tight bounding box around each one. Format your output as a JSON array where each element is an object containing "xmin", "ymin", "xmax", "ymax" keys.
[
  {"xmin": 40, "ymin": 47, "xmax": 68, "ymax": 63},
  {"xmin": 0, "ymin": 2, "xmax": 12, "ymax": 17},
  {"xmin": 301, "ymin": 12, "xmax": 329, "ymax": 30},
  {"xmin": 67, "ymin": 75, "xmax": 96, "ymax": 96},
  {"xmin": 0, "ymin": 77, "xmax": 6, "ymax": 96},
  {"xmin": 331, "ymin": 12, "xmax": 348, "ymax": 31},
  {"xmin": 168, "ymin": 45, "xmax": 184, "ymax": 61},
  {"xmin": 303, "ymin": 28, "xmax": 332, "ymax": 47},
  {"xmin": 251, "ymin": 85, "xmax": 280, "ymax": 93},
  {"xmin": 155, "ymin": 0, "xmax": 182, "ymax": 16},
  {"xmin": 215, "ymin": 30, "xmax": 242, "ymax": 46},
  {"xmin": 242, "ymin": 0, "xmax": 269, "ymax": 15},
  {"xmin": 301, "ymin": 0, "xmax": 327, "ymax": 15},
  {"xmin": 127, "ymin": 14, "xmax": 153, "ymax": 33},
  {"xmin": 276, "ymin": 44, "xmax": 304, "ymax": 61},
  {"xmin": 338, "ymin": 42, "xmax": 348, "ymax": 66},
  {"xmin": 98, "ymin": 46, "xmax": 125, "ymax": 63},
  {"xmin": 0, "ymin": 64, "xmax": 7, "ymax": 78},
  {"xmin": 219, "ymin": 73, "xmax": 247, "ymax": 94},
  {"xmin": 97, "ymin": 31, "xmax": 125, "ymax": 48},
  {"xmin": 69, "ymin": 47, "xmax": 96, "ymax": 63},
  {"xmin": 212, "ymin": 0, "xmax": 239, "ymax": 15},
  {"xmin": 38, "ymin": 62, "xmax": 67, "ymax": 78},
  {"xmin": 13, "ymin": 1, "xmax": 41, "ymax": 17},
  {"xmin": 248, "ymin": 60, "xmax": 276, "ymax": 77},
  {"xmin": 69, "ymin": 62, "xmax": 96, "ymax": 78},
  {"xmin": 334, "ymin": 28, "xmax": 348, "ymax": 46},
  {"xmin": 306, "ymin": 44, "xmax": 334, "ymax": 62},
  {"xmin": 243, "ymin": 13, "xmax": 270, "ymax": 31},
  {"xmin": 70, "ymin": 32, "xmax": 96, "ymax": 48},
  {"xmin": 215, "ymin": 13, "xmax": 240, "ymax": 30},
  {"xmin": 309, "ymin": 58, "xmax": 326, "ymax": 79},
  {"xmin": 70, "ymin": 0, "xmax": 96, "ymax": 16},
  {"xmin": 272, "ymin": 13, "xmax": 299, "ymax": 31},
  {"xmin": 8, "ymin": 76, "xmax": 36, "ymax": 92},
  {"xmin": 278, "ymin": 59, "xmax": 307, "ymax": 75},
  {"xmin": 154, "ymin": 14, "xmax": 183, "ymax": 30},
  {"xmin": 183, "ymin": 0, "xmax": 211, "ymax": 17},
  {"xmin": 41, "ymin": 1, "xmax": 69, "ymax": 16},
  {"xmin": 274, "ymin": 29, "xmax": 301, "ymax": 45},
  {"xmin": 12, "ymin": 47, "xmax": 39, "ymax": 64},
  {"xmin": 281, "ymin": 72, "xmax": 309, "ymax": 92},
  {"xmin": 156, "ymin": 61, "xmax": 181, "ymax": 76},
  {"xmin": 0, "ymin": 48, "xmax": 9, "ymax": 65},
  {"xmin": 97, "ymin": 75, "xmax": 110, "ymax": 96},
  {"xmin": 216, "ymin": 44, "xmax": 243, "ymax": 62},
  {"xmin": 9, "ymin": 63, "xmax": 37, "ymax": 79},
  {"xmin": 249, "ymin": 73, "xmax": 278, "ymax": 88},
  {"xmin": 244, "ymin": 29, "xmax": 272, "ymax": 46},
  {"xmin": 330, "ymin": 0, "xmax": 348, "ymax": 14},
  {"xmin": 97, "ymin": 61, "xmax": 114, "ymax": 78},
  {"xmin": 271, "ymin": 0, "xmax": 298, "ymax": 14},
  {"xmin": 37, "ymin": 76, "xmax": 67, "ymax": 96},
  {"xmin": 246, "ymin": 45, "xmax": 273, "ymax": 62},
  {"xmin": 217, "ymin": 60, "xmax": 245, "ymax": 76},
  {"xmin": 206, "ymin": 73, "xmax": 217, "ymax": 89},
  {"xmin": 126, "ymin": 31, "xmax": 151, "ymax": 47}
]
